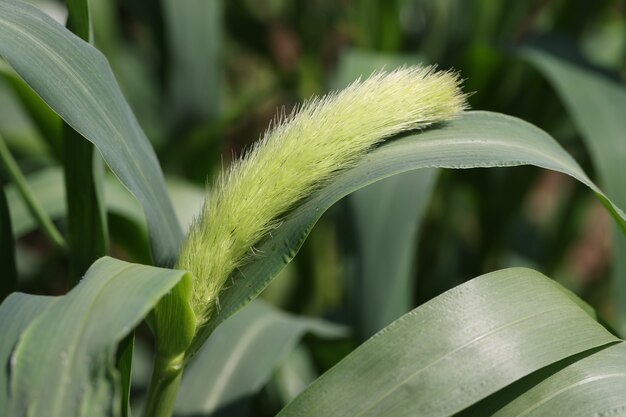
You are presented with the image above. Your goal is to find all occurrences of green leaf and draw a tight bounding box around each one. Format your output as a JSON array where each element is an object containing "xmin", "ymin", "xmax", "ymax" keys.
[
  {"xmin": 0, "ymin": 292, "xmax": 54, "ymax": 415},
  {"xmin": 0, "ymin": 134, "xmax": 66, "ymax": 249},
  {"xmin": 521, "ymin": 46, "xmax": 626, "ymax": 334},
  {"xmin": 65, "ymin": 0, "xmax": 90, "ymax": 41},
  {"xmin": 0, "ymin": 0, "xmax": 182, "ymax": 266},
  {"xmin": 175, "ymin": 300, "xmax": 346, "ymax": 417},
  {"xmin": 0, "ymin": 66, "xmax": 62, "ymax": 158},
  {"xmin": 6, "ymin": 166, "xmax": 203, "ymax": 239},
  {"xmin": 332, "ymin": 49, "xmax": 423, "ymax": 90},
  {"xmin": 5, "ymin": 256, "xmax": 189, "ymax": 417},
  {"xmin": 345, "ymin": 170, "xmax": 437, "ymax": 340},
  {"xmin": 188, "ymin": 111, "xmax": 626, "ymax": 358},
  {"xmin": 277, "ymin": 268, "xmax": 618, "ymax": 417},
  {"xmin": 162, "ymin": 0, "xmax": 221, "ymax": 126},
  {"xmin": 6, "ymin": 167, "xmax": 67, "ymax": 238},
  {"xmin": 491, "ymin": 342, "xmax": 626, "ymax": 416},
  {"xmin": 270, "ymin": 345, "xmax": 319, "ymax": 406}
]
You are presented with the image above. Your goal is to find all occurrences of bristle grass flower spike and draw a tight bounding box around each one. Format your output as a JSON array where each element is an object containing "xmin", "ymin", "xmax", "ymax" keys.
[{"xmin": 177, "ymin": 66, "xmax": 468, "ymax": 326}]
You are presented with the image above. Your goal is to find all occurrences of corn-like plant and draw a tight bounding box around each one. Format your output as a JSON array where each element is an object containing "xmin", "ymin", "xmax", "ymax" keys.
[{"xmin": 1, "ymin": 1, "xmax": 626, "ymax": 417}]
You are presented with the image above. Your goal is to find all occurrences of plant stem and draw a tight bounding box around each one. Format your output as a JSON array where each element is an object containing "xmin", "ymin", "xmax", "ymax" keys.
[
  {"xmin": 64, "ymin": 0, "xmax": 108, "ymax": 285},
  {"xmin": 142, "ymin": 353, "xmax": 184, "ymax": 417},
  {"xmin": 0, "ymin": 136, "xmax": 67, "ymax": 250}
]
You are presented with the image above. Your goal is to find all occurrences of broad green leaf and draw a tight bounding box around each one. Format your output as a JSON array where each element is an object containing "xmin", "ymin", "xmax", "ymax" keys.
[
  {"xmin": 175, "ymin": 300, "xmax": 345, "ymax": 417},
  {"xmin": 521, "ymin": 46, "xmax": 626, "ymax": 334},
  {"xmin": 0, "ymin": 292, "xmax": 54, "ymax": 415},
  {"xmin": 491, "ymin": 342, "xmax": 626, "ymax": 416},
  {"xmin": 333, "ymin": 48, "xmax": 436, "ymax": 340},
  {"xmin": 0, "ymin": 0, "xmax": 182, "ymax": 266},
  {"xmin": 277, "ymin": 268, "xmax": 618, "ymax": 417},
  {"xmin": 188, "ymin": 111, "xmax": 626, "ymax": 358},
  {"xmin": 162, "ymin": 0, "xmax": 221, "ymax": 126},
  {"xmin": 6, "ymin": 257, "xmax": 189, "ymax": 417},
  {"xmin": 0, "ymin": 186, "xmax": 16, "ymax": 300}
]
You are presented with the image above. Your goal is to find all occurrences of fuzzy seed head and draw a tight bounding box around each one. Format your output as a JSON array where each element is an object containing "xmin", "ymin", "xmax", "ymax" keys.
[{"xmin": 177, "ymin": 66, "xmax": 467, "ymax": 325}]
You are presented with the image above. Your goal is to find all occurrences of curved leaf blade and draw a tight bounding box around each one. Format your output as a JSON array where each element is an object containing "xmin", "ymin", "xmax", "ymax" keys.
[
  {"xmin": 277, "ymin": 268, "xmax": 618, "ymax": 417},
  {"xmin": 0, "ymin": 293, "xmax": 54, "ymax": 415},
  {"xmin": 492, "ymin": 342, "xmax": 626, "ymax": 416},
  {"xmin": 6, "ymin": 257, "xmax": 189, "ymax": 417},
  {"xmin": 175, "ymin": 300, "xmax": 345, "ymax": 417},
  {"xmin": 0, "ymin": 0, "xmax": 182, "ymax": 265},
  {"xmin": 521, "ymin": 46, "xmax": 626, "ymax": 334},
  {"xmin": 189, "ymin": 111, "xmax": 626, "ymax": 356}
]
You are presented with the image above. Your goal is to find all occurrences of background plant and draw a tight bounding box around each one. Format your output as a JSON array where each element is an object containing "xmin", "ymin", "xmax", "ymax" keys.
[{"xmin": 1, "ymin": 1, "xmax": 626, "ymax": 416}]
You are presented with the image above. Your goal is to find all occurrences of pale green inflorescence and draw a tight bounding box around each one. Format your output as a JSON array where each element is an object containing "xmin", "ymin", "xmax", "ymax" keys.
[{"xmin": 177, "ymin": 66, "xmax": 467, "ymax": 325}]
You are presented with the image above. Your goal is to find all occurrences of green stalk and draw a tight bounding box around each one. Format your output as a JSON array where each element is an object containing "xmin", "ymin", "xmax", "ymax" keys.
[
  {"xmin": 142, "ymin": 354, "xmax": 184, "ymax": 417},
  {"xmin": 0, "ymin": 136, "xmax": 67, "ymax": 250},
  {"xmin": 64, "ymin": 0, "xmax": 108, "ymax": 284},
  {"xmin": 143, "ymin": 274, "xmax": 197, "ymax": 417},
  {"xmin": 0, "ymin": 185, "xmax": 17, "ymax": 300}
]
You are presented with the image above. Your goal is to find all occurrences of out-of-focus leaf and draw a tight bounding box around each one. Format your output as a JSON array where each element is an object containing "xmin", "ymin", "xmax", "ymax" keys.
[
  {"xmin": 521, "ymin": 46, "xmax": 626, "ymax": 334},
  {"xmin": 0, "ymin": 292, "xmax": 54, "ymax": 416},
  {"xmin": 271, "ymin": 345, "xmax": 319, "ymax": 406},
  {"xmin": 4, "ymin": 256, "xmax": 189, "ymax": 417},
  {"xmin": 6, "ymin": 167, "xmax": 204, "ymax": 238},
  {"xmin": 0, "ymin": 66, "xmax": 62, "ymax": 157},
  {"xmin": 333, "ymin": 48, "xmax": 436, "ymax": 339},
  {"xmin": 189, "ymin": 111, "xmax": 626, "ymax": 358},
  {"xmin": 6, "ymin": 167, "xmax": 66, "ymax": 238},
  {"xmin": 277, "ymin": 268, "xmax": 618, "ymax": 417},
  {"xmin": 345, "ymin": 170, "xmax": 437, "ymax": 339},
  {"xmin": 0, "ymin": 0, "xmax": 182, "ymax": 266},
  {"xmin": 332, "ymin": 49, "xmax": 422, "ymax": 90},
  {"xmin": 162, "ymin": 0, "xmax": 221, "ymax": 127},
  {"xmin": 175, "ymin": 300, "xmax": 345, "ymax": 417},
  {"xmin": 0, "ymin": 74, "xmax": 52, "ymax": 158}
]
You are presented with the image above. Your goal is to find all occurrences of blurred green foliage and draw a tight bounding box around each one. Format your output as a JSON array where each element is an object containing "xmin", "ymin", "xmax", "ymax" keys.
[{"xmin": 1, "ymin": 0, "xmax": 625, "ymax": 414}]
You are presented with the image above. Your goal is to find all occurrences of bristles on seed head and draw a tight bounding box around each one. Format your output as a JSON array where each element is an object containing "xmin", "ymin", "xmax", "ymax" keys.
[{"xmin": 177, "ymin": 66, "xmax": 467, "ymax": 325}]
